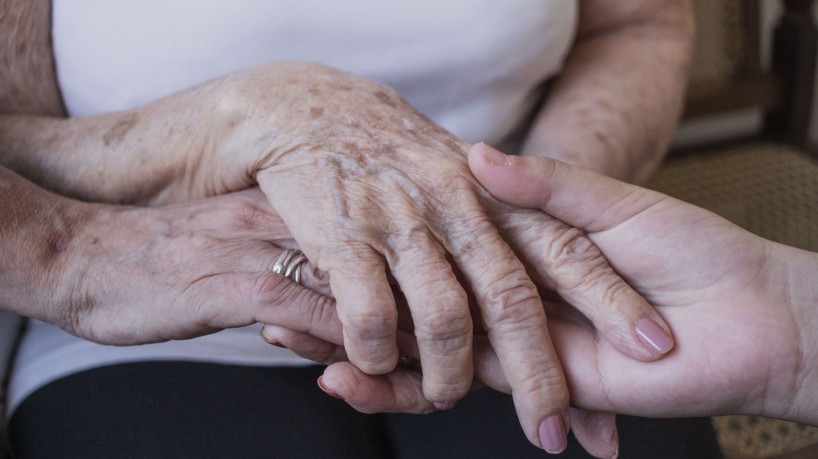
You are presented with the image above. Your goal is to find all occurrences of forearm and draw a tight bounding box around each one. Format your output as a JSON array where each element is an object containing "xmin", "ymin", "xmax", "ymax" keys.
[
  {"xmin": 0, "ymin": 0, "xmax": 64, "ymax": 116},
  {"xmin": 0, "ymin": 110, "xmax": 189, "ymax": 205},
  {"xmin": 0, "ymin": 164, "xmax": 90, "ymax": 319},
  {"xmin": 520, "ymin": 0, "xmax": 694, "ymax": 183},
  {"xmin": 1, "ymin": 0, "xmax": 178, "ymax": 204},
  {"xmin": 0, "ymin": 76, "xmax": 254, "ymax": 205}
]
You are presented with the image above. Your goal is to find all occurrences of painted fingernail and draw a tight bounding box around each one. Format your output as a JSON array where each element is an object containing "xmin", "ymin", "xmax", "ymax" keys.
[
  {"xmin": 481, "ymin": 143, "xmax": 513, "ymax": 166},
  {"xmin": 433, "ymin": 401, "xmax": 456, "ymax": 411},
  {"xmin": 636, "ymin": 318, "xmax": 674, "ymax": 355},
  {"xmin": 539, "ymin": 414, "xmax": 568, "ymax": 454},
  {"xmin": 317, "ymin": 376, "xmax": 344, "ymax": 400}
]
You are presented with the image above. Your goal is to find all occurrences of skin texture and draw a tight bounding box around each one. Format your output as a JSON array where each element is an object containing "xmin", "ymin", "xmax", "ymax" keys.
[
  {"xmin": 0, "ymin": 169, "xmax": 340, "ymax": 346},
  {"xmin": 521, "ymin": 0, "xmax": 695, "ymax": 184},
  {"xmin": 1, "ymin": 62, "xmax": 668, "ymax": 453},
  {"xmin": 0, "ymin": 1, "xmax": 694, "ymax": 455},
  {"xmin": 309, "ymin": 145, "xmax": 818, "ymax": 434}
]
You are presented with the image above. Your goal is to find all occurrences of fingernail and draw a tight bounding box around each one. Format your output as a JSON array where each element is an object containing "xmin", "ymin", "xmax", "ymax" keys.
[
  {"xmin": 606, "ymin": 420, "xmax": 620, "ymax": 459},
  {"xmin": 317, "ymin": 376, "xmax": 344, "ymax": 400},
  {"xmin": 433, "ymin": 401, "xmax": 456, "ymax": 411},
  {"xmin": 481, "ymin": 143, "xmax": 512, "ymax": 166},
  {"xmin": 259, "ymin": 328, "xmax": 285, "ymax": 348},
  {"xmin": 636, "ymin": 318, "xmax": 674, "ymax": 355},
  {"xmin": 539, "ymin": 414, "xmax": 568, "ymax": 454}
]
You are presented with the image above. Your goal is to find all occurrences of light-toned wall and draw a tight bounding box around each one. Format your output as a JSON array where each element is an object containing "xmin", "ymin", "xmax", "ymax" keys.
[{"xmin": 673, "ymin": 0, "xmax": 818, "ymax": 149}]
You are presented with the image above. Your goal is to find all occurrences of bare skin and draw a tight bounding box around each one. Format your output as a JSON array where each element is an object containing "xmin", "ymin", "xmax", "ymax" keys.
[
  {"xmin": 0, "ymin": 168, "xmax": 338, "ymax": 345},
  {"xmin": 521, "ymin": 0, "xmax": 695, "ymax": 183},
  {"xmin": 312, "ymin": 144, "xmax": 818, "ymax": 429},
  {"xmin": 0, "ymin": 0, "xmax": 693, "ymax": 454}
]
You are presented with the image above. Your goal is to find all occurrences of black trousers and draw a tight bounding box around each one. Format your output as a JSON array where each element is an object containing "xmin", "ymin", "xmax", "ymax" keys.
[{"xmin": 9, "ymin": 362, "xmax": 721, "ymax": 458}]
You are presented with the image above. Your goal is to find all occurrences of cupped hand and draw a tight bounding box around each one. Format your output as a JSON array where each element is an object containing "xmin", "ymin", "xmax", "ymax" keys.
[
  {"xmin": 50, "ymin": 188, "xmax": 339, "ymax": 346},
  {"xmin": 467, "ymin": 144, "xmax": 805, "ymax": 419},
  {"xmin": 298, "ymin": 144, "xmax": 812, "ymax": 455}
]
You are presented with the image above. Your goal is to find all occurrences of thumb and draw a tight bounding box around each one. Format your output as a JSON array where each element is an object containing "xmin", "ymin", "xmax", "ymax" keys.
[{"xmin": 467, "ymin": 143, "xmax": 662, "ymax": 233}]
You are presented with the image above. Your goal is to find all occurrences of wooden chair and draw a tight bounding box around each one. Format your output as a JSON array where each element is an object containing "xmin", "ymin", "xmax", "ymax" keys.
[{"xmin": 648, "ymin": 1, "xmax": 818, "ymax": 457}]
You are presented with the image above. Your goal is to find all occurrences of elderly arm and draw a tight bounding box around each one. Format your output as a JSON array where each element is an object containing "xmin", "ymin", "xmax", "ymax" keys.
[
  {"xmin": 0, "ymin": 163, "xmax": 341, "ymax": 344},
  {"xmin": 0, "ymin": 1, "xmax": 677, "ymax": 448},
  {"xmin": 521, "ymin": 0, "xmax": 695, "ymax": 183}
]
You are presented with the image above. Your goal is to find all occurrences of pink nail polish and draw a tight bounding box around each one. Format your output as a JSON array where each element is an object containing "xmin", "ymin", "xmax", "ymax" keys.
[
  {"xmin": 433, "ymin": 401, "xmax": 456, "ymax": 411},
  {"xmin": 539, "ymin": 414, "xmax": 567, "ymax": 454},
  {"xmin": 636, "ymin": 318, "xmax": 674, "ymax": 355},
  {"xmin": 317, "ymin": 376, "xmax": 344, "ymax": 400},
  {"xmin": 481, "ymin": 143, "xmax": 513, "ymax": 166}
]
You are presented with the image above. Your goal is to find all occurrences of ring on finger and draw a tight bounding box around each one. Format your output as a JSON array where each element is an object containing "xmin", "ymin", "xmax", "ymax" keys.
[{"xmin": 273, "ymin": 249, "xmax": 308, "ymax": 284}]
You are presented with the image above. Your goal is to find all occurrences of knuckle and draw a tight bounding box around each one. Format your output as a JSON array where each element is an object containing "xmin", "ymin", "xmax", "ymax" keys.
[
  {"xmin": 543, "ymin": 227, "xmax": 609, "ymax": 287},
  {"xmin": 413, "ymin": 304, "xmax": 472, "ymax": 345},
  {"xmin": 294, "ymin": 261, "xmax": 333, "ymax": 297},
  {"xmin": 518, "ymin": 361, "xmax": 570, "ymax": 408},
  {"xmin": 423, "ymin": 379, "xmax": 471, "ymax": 402},
  {"xmin": 480, "ymin": 275, "xmax": 544, "ymax": 330},
  {"xmin": 343, "ymin": 309, "xmax": 398, "ymax": 342},
  {"xmin": 546, "ymin": 227, "xmax": 597, "ymax": 267},
  {"xmin": 447, "ymin": 214, "xmax": 497, "ymax": 259},
  {"xmin": 599, "ymin": 279, "xmax": 637, "ymax": 312},
  {"xmin": 353, "ymin": 357, "xmax": 397, "ymax": 376}
]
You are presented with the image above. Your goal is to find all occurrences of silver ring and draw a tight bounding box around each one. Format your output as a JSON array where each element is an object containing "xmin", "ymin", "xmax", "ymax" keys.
[{"xmin": 273, "ymin": 249, "xmax": 308, "ymax": 284}]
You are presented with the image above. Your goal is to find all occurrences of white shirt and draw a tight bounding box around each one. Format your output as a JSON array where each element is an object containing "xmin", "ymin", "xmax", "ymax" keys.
[{"xmin": 8, "ymin": 0, "xmax": 577, "ymax": 415}]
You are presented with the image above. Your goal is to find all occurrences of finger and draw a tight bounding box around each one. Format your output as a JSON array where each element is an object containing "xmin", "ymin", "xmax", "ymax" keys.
[
  {"xmin": 473, "ymin": 333, "xmax": 619, "ymax": 459},
  {"xmin": 319, "ymin": 362, "xmax": 435, "ymax": 414},
  {"xmin": 472, "ymin": 333, "xmax": 511, "ymax": 392},
  {"xmin": 389, "ymin": 234, "xmax": 473, "ymax": 404},
  {"xmin": 505, "ymin": 212, "xmax": 673, "ymax": 359},
  {"xmin": 326, "ymin": 248, "xmax": 400, "ymax": 375},
  {"xmin": 264, "ymin": 247, "xmax": 333, "ymax": 298},
  {"xmin": 570, "ymin": 410, "xmax": 619, "ymax": 459},
  {"xmin": 468, "ymin": 143, "xmax": 667, "ymax": 233},
  {"xmin": 257, "ymin": 171, "xmax": 400, "ymax": 376},
  {"xmin": 260, "ymin": 324, "xmax": 348, "ymax": 365},
  {"xmin": 191, "ymin": 270, "xmax": 343, "ymax": 344},
  {"xmin": 444, "ymin": 203, "xmax": 570, "ymax": 452},
  {"xmin": 470, "ymin": 144, "xmax": 675, "ymax": 359}
]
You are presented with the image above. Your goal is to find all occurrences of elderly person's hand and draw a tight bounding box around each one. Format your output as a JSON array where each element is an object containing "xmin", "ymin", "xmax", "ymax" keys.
[
  {"xmin": 2, "ymin": 63, "xmax": 673, "ymax": 451},
  {"xmin": 0, "ymin": 169, "xmax": 337, "ymax": 345},
  {"xmin": 313, "ymin": 145, "xmax": 818, "ymax": 438}
]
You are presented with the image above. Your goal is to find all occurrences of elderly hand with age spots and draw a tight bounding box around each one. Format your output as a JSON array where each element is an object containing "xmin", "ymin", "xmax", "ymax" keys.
[
  {"xmin": 235, "ymin": 63, "xmax": 681, "ymax": 452},
  {"xmin": 3, "ymin": 62, "xmax": 674, "ymax": 454},
  {"xmin": 309, "ymin": 143, "xmax": 818, "ymax": 456}
]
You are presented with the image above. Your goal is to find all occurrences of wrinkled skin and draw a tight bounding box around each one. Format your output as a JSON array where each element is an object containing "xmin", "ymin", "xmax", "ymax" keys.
[
  {"xmin": 308, "ymin": 146, "xmax": 816, "ymax": 444},
  {"xmin": 14, "ymin": 62, "xmax": 672, "ymax": 452},
  {"xmin": 54, "ymin": 189, "xmax": 338, "ymax": 345},
  {"xmin": 203, "ymin": 63, "xmax": 672, "ymax": 449}
]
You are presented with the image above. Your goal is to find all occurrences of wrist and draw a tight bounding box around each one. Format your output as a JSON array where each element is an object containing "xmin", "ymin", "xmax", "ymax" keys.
[
  {"xmin": 0, "ymin": 167, "xmax": 97, "ymax": 321},
  {"xmin": 774, "ymin": 245, "xmax": 818, "ymax": 424}
]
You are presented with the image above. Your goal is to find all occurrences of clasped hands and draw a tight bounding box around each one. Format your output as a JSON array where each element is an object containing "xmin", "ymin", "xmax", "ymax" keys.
[
  {"xmin": 38, "ymin": 63, "xmax": 810, "ymax": 457},
  {"xmin": 44, "ymin": 63, "xmax": 669, "ymax": 456}
]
